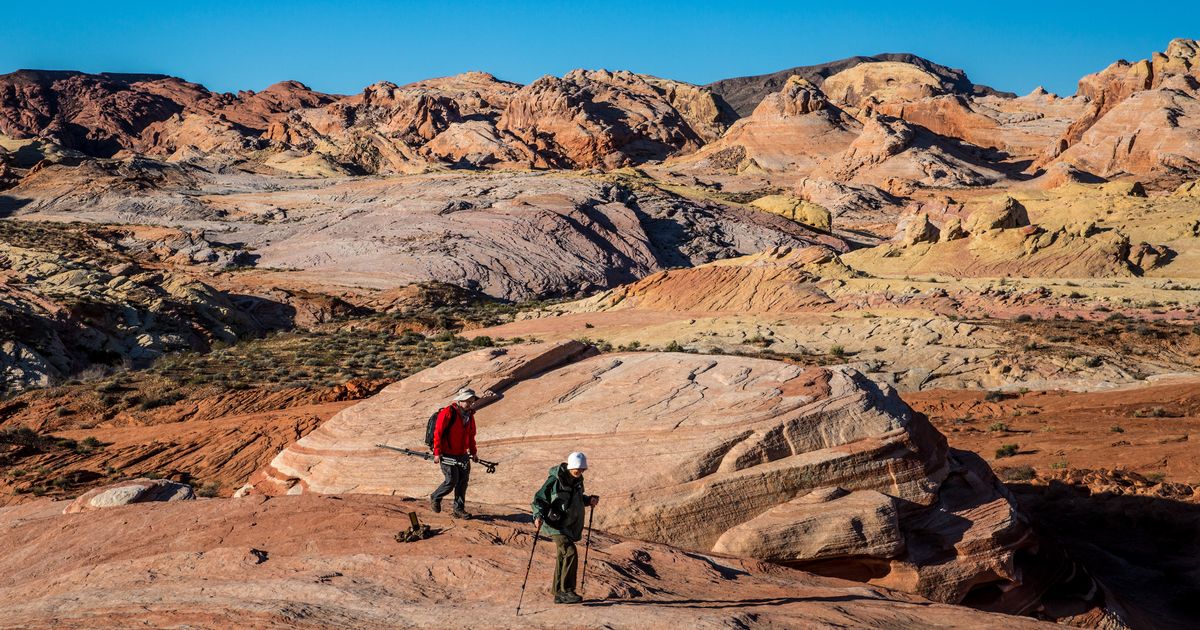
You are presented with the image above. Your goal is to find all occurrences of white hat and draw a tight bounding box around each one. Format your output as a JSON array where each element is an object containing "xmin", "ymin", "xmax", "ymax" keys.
[
  {"xmin": 453, "ymin": 388, "xmax": 478, "ymax": 402},
  {"xmin": 566, "ymin": 451, "xmax": 588, "ymax": 470}
]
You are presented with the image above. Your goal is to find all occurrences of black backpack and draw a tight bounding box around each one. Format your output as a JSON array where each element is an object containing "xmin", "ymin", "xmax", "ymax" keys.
[{"xmin": 423, "ymin": 405, "xmax": 457, "ymax": 450}]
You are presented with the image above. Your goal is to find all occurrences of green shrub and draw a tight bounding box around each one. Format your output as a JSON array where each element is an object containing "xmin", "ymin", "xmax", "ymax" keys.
[
  {"xmin": 995, "ymin": 443, "xmax": 1019, "ymax": 458},
  {"xmin": 1001, "ymin": 466, "xmax": 1036, "ymax": 481},
  {"xmin": 1133, "ymin": 406, "xmax": 1179, "ymax": 418},
  {"xmin": 988, "ymin": 422, "xmax": 1010, "ymax": 432}
]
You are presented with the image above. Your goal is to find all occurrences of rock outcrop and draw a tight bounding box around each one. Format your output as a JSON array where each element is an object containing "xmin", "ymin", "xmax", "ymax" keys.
[
  {"xmin": 821, "ymin": 62, "xmax": 947, "ymax": 107},
  {"xmin": 749, "ymin": 194, "xmax": 833, "ymax": 231},
  {"xmin": 677, "ymin": 78, "xmax": 1007, "ymax": 189},
  {"xmin": 497, "ymin": 70, "xmax": 724, "ymax": 169},
  {"xmin": 244, "ymin": 341, "xmax": 1081, "ymax": 615}
]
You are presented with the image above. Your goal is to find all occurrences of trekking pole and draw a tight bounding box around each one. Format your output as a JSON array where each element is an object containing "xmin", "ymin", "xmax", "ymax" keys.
[
  {"xmin": 516, "ymin": 524, "xmax": 540, "ymax": 616},
  {"xmin": 580, "ymin": 504, "xmax": 595, "ymax": 593}
]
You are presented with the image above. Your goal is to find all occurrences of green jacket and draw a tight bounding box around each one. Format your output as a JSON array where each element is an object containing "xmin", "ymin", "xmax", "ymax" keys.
[{"xmin": 531, "ymin": 463, "xmax": 591, "ymax": 542}]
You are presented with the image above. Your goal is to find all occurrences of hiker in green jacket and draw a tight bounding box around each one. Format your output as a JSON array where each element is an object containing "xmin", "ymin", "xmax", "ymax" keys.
[{"xmin": 531, "ymin": 451, "xmax": 599, "ymax": 605}]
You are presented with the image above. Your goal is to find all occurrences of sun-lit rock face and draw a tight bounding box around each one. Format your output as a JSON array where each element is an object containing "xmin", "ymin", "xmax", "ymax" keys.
[
  {"xmin": 245, "ymin": 341, "xmax": 1070, "ymax": 613},
  {"xmin": 821, "ymin": 62, "xmax": 947, "ymax": 107}
]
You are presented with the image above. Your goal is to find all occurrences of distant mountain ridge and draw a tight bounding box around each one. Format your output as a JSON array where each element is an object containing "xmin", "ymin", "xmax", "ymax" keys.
[{"xmin": 1, "ymin": 40, "xmax": 1197, "ymax": 187}]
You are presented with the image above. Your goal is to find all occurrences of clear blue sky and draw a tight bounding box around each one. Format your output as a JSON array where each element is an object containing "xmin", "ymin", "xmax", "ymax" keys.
[{"xmin": 3, "ymin": 1, "xmax": 1196, "ymax": 97}]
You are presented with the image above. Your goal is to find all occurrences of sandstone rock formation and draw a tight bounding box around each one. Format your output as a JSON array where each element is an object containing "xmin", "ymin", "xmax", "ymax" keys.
[
  {"xmin": 677, "ymin": 78, "xmax": 1008, "ymax": 190},
  {"xmin": 0, "ymin": 493, "xmax": 1061, "ymax": 629},
  {"xmin": 895, "ymin": 212, "xmax": 940, "ymax": 245},
  {"xmin": 0, "ymin": 68, "xmax": 732, "ymax": 174},
  {"xmin": 1038, "ymin": 39, "xmax": 1200, "ymax": 185},
  {"xmin": 245, "ymin": 341, "xmax": 1085, "ymax": 615},
  {"xmin": 681, "ymin": 76, "xmax": 859, "ymax": 174},
  {"xmin": 62, "ymin": 478, "xmax": 193, "ymax": 513}
]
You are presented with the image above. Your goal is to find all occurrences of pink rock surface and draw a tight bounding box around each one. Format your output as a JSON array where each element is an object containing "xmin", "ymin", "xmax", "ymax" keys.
[{"xmin": 0, "ymin": 493, "xmax": 1059, "ymax": 629}]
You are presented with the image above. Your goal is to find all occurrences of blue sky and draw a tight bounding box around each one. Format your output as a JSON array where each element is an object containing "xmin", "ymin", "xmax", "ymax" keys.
[{"xmin": 3, "ymin": 1, "xmax": 1195, "ymax": 96}]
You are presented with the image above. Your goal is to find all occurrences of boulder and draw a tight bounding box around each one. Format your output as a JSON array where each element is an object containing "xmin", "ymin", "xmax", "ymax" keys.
[
  {"xmin": 895, "ymin": 212, "xmax": 940, "ymax": 246},
  {"xmin": 245, "ymin": 341, "xmax": 1071, "ymax": 614},
  {"xmin": 1098, "ymin": 180, "xmax": 1148, "ymax": 197},
  {"xmin": 963, "ymin": 197, "xmax": 1030, "ymax": 233},
  {"xmin": 63, "ymin": 478, "xmax": 194, "ymax": 514},
  {"xmin": 940, "ymin": 217, "xmax": 968, "ymax": 242}
]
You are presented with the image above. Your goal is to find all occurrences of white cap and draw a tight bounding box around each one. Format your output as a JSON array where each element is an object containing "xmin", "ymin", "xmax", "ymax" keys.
[
  {"xmin": 453, "ymin": 388, "xmax": 478, "ymax": 402},
  {"xmin": 566, "ymin": 451, "xmax": 588, "ymax": 470}
]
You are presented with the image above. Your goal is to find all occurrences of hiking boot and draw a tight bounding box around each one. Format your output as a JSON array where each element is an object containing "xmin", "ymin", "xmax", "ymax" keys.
[
  {"xmin": 430, "ymin": 498, "xmax": 441, "ymax": 513},
  {"xmin": 451, "ymin": 508, "xmax": 472, "ymax": 519},
  {"xmin": 554, "ymin": 591, "xmax": 583, "ymax": 604}
]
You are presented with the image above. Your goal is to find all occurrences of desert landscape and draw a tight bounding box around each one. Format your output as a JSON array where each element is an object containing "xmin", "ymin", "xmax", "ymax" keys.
[{"xmin": 2, "ymin": 20, "xmax": 1200, "ymax": 629}]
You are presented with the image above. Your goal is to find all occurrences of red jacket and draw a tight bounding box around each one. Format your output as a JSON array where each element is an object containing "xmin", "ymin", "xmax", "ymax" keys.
[{"xmin": 432, "ymin": 403, "xmax": 476, "ymax": 458}]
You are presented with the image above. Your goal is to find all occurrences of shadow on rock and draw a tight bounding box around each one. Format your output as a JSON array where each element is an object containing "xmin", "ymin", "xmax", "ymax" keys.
[{"xmin": 1009, "ymin": 480, "xmax": 1200, "ymax": 630}]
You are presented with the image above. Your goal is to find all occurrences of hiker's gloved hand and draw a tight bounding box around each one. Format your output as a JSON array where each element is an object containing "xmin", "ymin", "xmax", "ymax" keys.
[
  {"xmin": 533, "ymin": 516, "xmax": 543, "ymax": 529},
  {"xmin": 471, "ymin": 454, "xmax": 479, "ymax": 463},
  {"xmin": 433, "ymin": 456, "xmax": 442, "ymax": 465},
  {"xmin": 589, "ymin": 496, "xmax": 599, "ymax": 507}
]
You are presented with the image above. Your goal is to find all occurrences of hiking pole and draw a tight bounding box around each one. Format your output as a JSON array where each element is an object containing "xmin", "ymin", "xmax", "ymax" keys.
[
  {"xmin": 516, "ymin": 525, "xmax": 540, "ymax": 616},
  {"xmin": 580, "ymin": 504, "xmax": 595, "ymax": 593}
]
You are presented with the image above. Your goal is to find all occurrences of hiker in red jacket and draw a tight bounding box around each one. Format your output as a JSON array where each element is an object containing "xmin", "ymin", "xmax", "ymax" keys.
[{"xmin": 431, "ymin": 388, "xmax": 480, "ymax": 518}]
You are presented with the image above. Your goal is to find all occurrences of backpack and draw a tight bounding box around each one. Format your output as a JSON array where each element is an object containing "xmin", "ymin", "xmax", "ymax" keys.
[{"xmin": 423, "ymin": 405, "xmax": 458, "ymax": 450}]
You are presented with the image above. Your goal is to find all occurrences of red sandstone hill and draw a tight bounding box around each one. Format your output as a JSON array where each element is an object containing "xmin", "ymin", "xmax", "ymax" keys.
[{"xmin": 2, "ymin": 40, "xmax": 1197, "ymax": 185}]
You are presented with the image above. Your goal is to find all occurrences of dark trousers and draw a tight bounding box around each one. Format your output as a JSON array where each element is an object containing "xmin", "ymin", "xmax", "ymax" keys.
[
  {"xmin": 552, "ymin": 535, "xmax": 578, "ymax": 595},
  {"xmin": 430, "ymin": 460, "xmax": 470, "ymax": 511}
]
